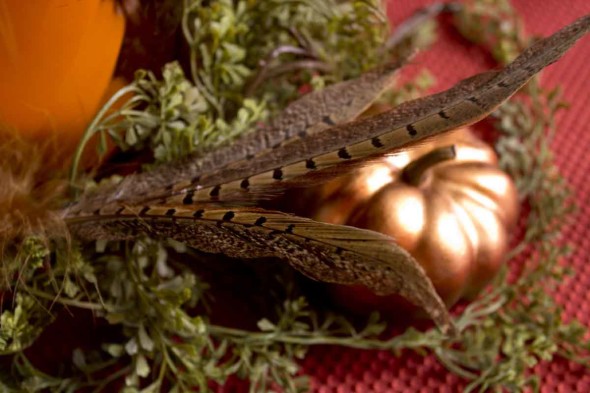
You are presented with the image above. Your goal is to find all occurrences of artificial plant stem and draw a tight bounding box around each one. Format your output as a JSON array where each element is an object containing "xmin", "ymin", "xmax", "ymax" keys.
[
  {"xmin": 207, "ymin": 324, "xmax": 446, "ymax": 350},
  {"xmin": 69, "ymin": 84, "xmax": 140, "ymax": 190}
]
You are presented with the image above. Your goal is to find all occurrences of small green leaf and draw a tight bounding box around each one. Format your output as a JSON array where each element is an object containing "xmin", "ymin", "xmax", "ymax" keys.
[
  {"xmin": 125, "ymin": 338, "xmax": 138, "ymax": 356},
  {"xmin": 138, "ymin": 325, "xmax": 155, "ymax": 352},
  {"xmin": 257, "ymin": 319, "xmax": 276, "ymax": 332},
  {"xmin": 135, "ymin": 354, "xmax": 150, "ymax": 378}
]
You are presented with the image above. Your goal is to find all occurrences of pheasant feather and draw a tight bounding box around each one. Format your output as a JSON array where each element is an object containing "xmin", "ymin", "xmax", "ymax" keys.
[{"xmin": 65, "ymin": 15, "xmax": 590, "ymax": 332}]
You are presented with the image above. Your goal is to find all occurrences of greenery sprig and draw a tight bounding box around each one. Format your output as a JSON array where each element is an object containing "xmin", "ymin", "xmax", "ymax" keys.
[
  {"xmin": 70, "ymin": 0, "xmax": 389, "ymax": 184},
  {"xmin": 2, "ymin": 0, "xmax": 589, "ymax": 392}
]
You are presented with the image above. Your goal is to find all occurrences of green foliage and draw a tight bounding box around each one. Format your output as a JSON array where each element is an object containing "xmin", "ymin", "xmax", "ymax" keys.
[
  {"xmin": 454, "ymin": 0, "xmax": 524, "ymax": 63},
  {"xmin": 0, "ymin": 294, "xmax": 46, "ymax": 354},
  {"xmin": 380, "ymin": 69, "xmax": 437, "ymax": 107},
  {"xmin": 1, "ymin": 237, "xmax": 47, "ymax": 290},
  {"xmin": 70, "ymin": 0, "xmax": 389, "ymax": 182}
]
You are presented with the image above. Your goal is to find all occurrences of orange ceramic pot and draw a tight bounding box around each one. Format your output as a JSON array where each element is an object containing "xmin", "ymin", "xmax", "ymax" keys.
[{"xmin": 0, "ymin": 0, "xmax": 125, "ymax": 152}]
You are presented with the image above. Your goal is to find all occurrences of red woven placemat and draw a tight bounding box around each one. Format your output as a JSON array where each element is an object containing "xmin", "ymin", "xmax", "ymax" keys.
[{"xmin": 299, "ymin": 1, "xmax": 590, "ymax": 392}]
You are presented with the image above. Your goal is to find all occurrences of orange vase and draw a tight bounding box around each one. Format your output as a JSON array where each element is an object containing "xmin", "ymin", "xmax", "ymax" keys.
[{"xmin": 0, "ymin": 0, "xmax": 125, "ymax": 154}]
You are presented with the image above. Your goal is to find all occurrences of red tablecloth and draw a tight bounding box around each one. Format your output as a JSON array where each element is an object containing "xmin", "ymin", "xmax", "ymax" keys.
[{"xmin": 300, "ymin": 1, "xmax": 590, "ymax": 392}]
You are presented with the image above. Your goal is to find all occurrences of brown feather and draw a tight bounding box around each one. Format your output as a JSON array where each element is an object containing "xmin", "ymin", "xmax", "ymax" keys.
[
  {"xmin": 160, "ymin": 14, "xmax": 590, "ymax": 205},
  {"xmin": 63, "ymin": 15, "xmax": 590, "ymax": 330},
  {"xmin": 71, "ymin": 57, "xmax": 410, "ymax": 214},
  {"xmin": 67, "ymin": 204, "xmax": 452, "ymax": 331}
]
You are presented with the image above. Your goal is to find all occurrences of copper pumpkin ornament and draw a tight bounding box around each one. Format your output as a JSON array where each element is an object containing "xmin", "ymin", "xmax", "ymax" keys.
[{"xmin": 298, "ymin": 128, "xmax": 520, "ymax": 310}]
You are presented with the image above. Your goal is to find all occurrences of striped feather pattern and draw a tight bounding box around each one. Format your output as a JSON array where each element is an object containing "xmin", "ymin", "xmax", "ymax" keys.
[{"xmin": 68, "ymin": 204, "xmax": 452, "ymax": 330}]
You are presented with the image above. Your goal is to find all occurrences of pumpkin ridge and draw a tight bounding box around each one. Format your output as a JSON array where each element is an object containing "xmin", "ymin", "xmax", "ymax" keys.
[
  {"xmin": 435, "ymin": 165, "xmax": 518, "ymax": 229},
  {"xmin": 434, "ymin": 165, "xmax": 512, "ymax": 202},
  {"xmin": 420, "ymin": 188, "xmax": 471, "ymax": 304},
  {"xmin": 438, "ymin": 189, "xmax": 479, "ymax": 257},
  {"xmin": 437, "ymin": 180, "xmax": 504, "ymax": 215},
  {"xmin": 437, "ymin": 189, "xmax": 484, "ymax": 298}
]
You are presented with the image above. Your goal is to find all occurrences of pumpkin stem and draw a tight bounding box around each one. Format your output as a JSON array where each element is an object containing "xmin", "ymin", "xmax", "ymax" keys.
[{"xmin": 401, "ymin": 145, "xmax": 456, "ymax": 186}]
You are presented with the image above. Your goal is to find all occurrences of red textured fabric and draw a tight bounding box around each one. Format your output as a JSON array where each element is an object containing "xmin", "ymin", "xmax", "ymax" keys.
[{"xmin": 300, "ymin": 1, "xmax": 590, "ymax": 392}]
